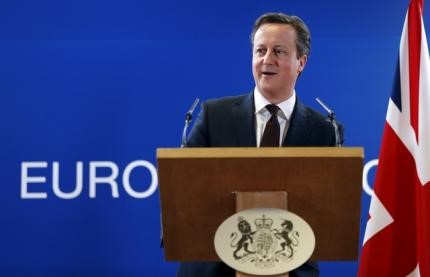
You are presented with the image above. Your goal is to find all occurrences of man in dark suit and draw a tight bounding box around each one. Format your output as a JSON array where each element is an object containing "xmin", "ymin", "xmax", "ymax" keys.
[{"xmin": 178, "ymin": 12, "xmax": 342, "ymax": 277}]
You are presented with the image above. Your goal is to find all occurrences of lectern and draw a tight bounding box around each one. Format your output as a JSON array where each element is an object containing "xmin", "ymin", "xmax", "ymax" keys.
[{"xmin": 157, "ymin": 147, "xmax": 363, "ymax": 265}]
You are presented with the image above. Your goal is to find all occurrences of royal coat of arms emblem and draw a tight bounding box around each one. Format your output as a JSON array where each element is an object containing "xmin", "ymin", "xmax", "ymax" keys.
[{"xmin": 214, "ymin": 208, "xmax": 315, "ymax": 276}]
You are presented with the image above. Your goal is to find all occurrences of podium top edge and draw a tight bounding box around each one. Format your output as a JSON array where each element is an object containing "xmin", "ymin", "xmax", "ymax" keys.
[{"xmin": 157, "ymin": 147, "xmax": 364, "ymax": 159}]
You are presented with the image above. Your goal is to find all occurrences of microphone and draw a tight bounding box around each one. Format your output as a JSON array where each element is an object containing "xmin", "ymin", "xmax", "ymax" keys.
[
  {"xmin": 181, "ymin": 98, "xmax": 200, "ymax": 148},
  {"xmin": 315, "ymin": 97, "xmax": 342, "ymax": 147}
]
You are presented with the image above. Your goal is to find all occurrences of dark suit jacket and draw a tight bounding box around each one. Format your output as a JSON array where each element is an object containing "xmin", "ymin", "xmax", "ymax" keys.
[{"xmin": 178, "ymin": 92, "xmax": 341, "ymax": 277}]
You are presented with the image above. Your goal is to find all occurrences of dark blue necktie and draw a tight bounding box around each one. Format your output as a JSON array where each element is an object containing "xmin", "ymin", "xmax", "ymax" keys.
[{"xmin": 260, "ymin": 104, "xmax": 280, "ymax": 147}]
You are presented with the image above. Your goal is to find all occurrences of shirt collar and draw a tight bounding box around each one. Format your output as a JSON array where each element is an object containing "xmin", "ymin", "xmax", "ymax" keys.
[{"xmin": 254, "ymin": 87, "xmax": 296, "ymax": 120}]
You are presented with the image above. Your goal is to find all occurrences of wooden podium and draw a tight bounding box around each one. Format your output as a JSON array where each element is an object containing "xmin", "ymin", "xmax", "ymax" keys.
[{"xmin": 157, "ymin": 147, "xmax": 363, "ymax": 266}]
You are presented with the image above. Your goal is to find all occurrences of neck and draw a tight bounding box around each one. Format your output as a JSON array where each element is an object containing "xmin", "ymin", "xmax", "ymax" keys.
[{"xmin": 260, "ymin": 89, "xmax": 294, "ymax": 105}]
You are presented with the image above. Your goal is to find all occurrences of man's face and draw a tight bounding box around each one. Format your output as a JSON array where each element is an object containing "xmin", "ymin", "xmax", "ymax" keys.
[{"xmin": 252, "ymin": 23, "xmax": 307, "ymax": 102}]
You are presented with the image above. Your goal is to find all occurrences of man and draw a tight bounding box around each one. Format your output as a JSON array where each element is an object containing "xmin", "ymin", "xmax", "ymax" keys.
[{"xmin": 178, "ymin": 12, "xmax": 341, "ymax": 277}]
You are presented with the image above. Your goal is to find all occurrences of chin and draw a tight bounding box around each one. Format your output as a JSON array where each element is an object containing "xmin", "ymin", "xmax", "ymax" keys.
[
  {"xmin": 259, "ymin": 83, "xmax": 277, "ymax": 93},
  {"xmin": 260, "ymin": 88, "xmax": 278, "ymax": 98}
]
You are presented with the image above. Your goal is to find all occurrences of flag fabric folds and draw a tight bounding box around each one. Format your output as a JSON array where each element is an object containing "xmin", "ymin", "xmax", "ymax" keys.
[{"xmin": 358, "ymin": 0, "xmax": 430, "ymax": 276}]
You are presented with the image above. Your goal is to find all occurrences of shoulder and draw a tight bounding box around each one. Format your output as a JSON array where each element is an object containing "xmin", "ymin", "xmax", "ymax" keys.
[
  {"xmin": 203, "ymin": 93, "xmax": 250, "ymax": 108},
  {"xmin": 295, "ymin": 99, "xmax": 330, "ymax": 126},
  {"xmin": 199, "ymin": 93, "xmax": 253, "ymax": 118},
  {"xmin": 305, "ymin": 105, "xmax": 331, "ymax": 126},
  {"xmin": 286, "ymin": 99, "xmax": 340, "ymax": 146},
  {"xmin": 295, "ymin": 99, "xmax": 344, "ymax": 145}
]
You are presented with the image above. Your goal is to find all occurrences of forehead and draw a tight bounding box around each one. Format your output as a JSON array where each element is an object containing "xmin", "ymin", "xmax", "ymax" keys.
[{"xmin": 253, "ymin": 23, "xmax": 297, "ymax": 48}]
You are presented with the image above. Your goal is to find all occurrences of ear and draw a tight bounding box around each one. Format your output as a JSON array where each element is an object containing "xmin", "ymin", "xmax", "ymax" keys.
[{"xmin": 297, "ymin": 55, "xmax": 308, "ymax": 74}]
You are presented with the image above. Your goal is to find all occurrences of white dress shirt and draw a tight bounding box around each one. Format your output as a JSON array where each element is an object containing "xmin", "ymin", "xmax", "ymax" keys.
[{"xmin": 254, "ymin": 88, "xmax": 296, "ymax": 147}]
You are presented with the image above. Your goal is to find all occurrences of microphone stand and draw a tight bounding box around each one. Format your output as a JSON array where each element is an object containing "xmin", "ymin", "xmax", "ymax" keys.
[
  {"xmin": 161, "ymin": 98, "xmax": 200, "ymax": 248},
  {"xmin": 181, "ymin": 98, "xmax": 200, "ymax": 148},
  {"xmin": 316, "ymin": 98, "xmax": 342, "ymax": 147}
]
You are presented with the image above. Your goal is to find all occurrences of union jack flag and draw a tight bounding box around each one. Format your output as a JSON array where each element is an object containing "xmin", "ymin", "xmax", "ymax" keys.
[{"xmin": 358, "ymin": 0, "xmax": 430, "ymax": 276}]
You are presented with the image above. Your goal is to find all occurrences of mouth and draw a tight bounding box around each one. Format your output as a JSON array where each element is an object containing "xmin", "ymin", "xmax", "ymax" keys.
[{"xmin": 262, "ymin": 71, "xmax": 277, "ymax": 76}]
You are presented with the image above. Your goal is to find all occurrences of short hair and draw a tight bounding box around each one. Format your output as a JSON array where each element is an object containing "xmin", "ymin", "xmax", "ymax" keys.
[{"xmin": 250, "ymin": 12, "xmax": 311, "ymax": 58}]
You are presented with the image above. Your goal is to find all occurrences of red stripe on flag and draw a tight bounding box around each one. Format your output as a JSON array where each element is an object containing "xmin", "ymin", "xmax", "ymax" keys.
[{"xmin": 408, "ymin": 0, "xmax": 423, "ymax": 142}]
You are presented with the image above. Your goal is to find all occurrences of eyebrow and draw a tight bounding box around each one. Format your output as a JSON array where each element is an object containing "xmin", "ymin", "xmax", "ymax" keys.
[{"xmin": 254, "ymin": 44, "xmax": 288, "ymax": 49}]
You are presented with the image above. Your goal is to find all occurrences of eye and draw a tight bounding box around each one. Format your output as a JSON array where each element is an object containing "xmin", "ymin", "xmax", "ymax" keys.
[
  {"xmin": 255, "ymin": 48, "xmax": 266, "ymax": 56},
  {"xmin": 274, "ymin": 48, "xmax": 287, "ymax": 56}
]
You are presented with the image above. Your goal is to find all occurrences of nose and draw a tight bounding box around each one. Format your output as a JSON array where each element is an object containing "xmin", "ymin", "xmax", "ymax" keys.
[{"xmin": 263, "ymin": 50, "xmax": 276, "ymax": 65}]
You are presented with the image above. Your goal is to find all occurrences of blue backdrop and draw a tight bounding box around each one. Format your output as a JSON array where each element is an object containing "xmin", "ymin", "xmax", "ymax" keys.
[{"xmin": 0, "ymin": 0, "xmax": 420, "ymax": 276}]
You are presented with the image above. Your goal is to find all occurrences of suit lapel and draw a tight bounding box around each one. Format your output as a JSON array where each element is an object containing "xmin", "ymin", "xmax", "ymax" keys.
[
  {"xmin": 232, "ymin": 92, "xmax": 256, "ymax": 146},
  {"xmin": 230, "ymin": 94, "xmax": 312, "ymax": 147},
  {"xmin": 283, "ymin": 98, "xmax": 313, "ymax": 146}
]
